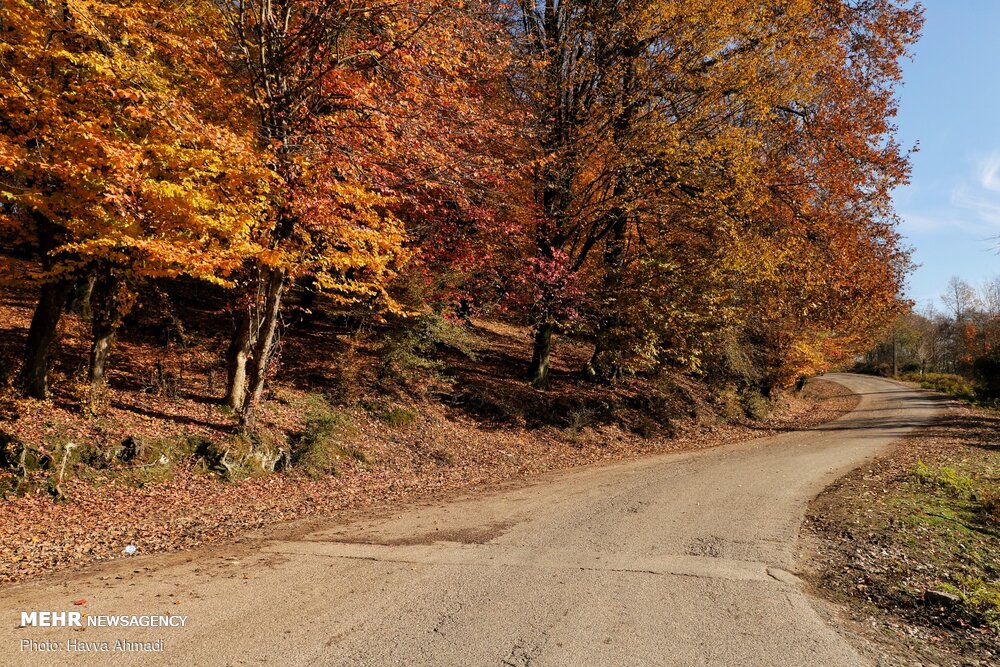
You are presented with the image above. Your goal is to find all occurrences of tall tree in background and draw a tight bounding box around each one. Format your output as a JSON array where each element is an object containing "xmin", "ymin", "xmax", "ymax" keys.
[
  {"xmin": 579, "ymin": 0, "xmax": 844, "ymax": 382},
  {"xmin": 943, "ymin": 276, "xmax": 978, "ymax": 323},
  {"xmin": 505, "ymin": 0, "xmax": 602, "ymax": 387},
  {"xmin": 506, "ymin": 0, "xmax": 864, "ymax": 386},
  {"xmin": 727, "ymin": 0, "xmax": 922, "ymax": 390}
]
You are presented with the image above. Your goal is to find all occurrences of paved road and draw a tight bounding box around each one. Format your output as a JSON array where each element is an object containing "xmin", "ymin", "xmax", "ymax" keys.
[{"xmin": 1, "ymin": 374, "xmax": 942, "ymax": 666}]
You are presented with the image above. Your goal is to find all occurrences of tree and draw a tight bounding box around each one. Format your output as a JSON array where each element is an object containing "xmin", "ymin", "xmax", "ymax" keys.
[
  {"xmin": 978, "ymin": 277, "xmax": 1000, "ymax": 318},
  {"xmin": 865, "ymin": 312, "xmax": 930, "ymax": 376},
  {"xmin": 506, "ymin": 0, "xmax": 803, "ymax": 386},
  {"xmin": 503, "ymin": 0, "xmax": 918, "ymax": 387},
  {"xmin": 715, "ymin": 0, "xmax": 922, "ymax": 390},
  {"xmin": 216, "ymin": 0, "xmax": 509, "ymax": 426},
  {"xmin": 0, "ymin": 0, "xmax": 267, "ymax": 397},
  {"xmin": 579, "ymin": 0, "xmax": 846, "ymax": 382},
  {"xmin": 943, "ymin": 276, "xmax": 978, "ymax": 323}
]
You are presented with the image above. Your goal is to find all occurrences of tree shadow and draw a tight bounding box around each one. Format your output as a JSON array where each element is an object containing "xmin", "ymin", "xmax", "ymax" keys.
[{"xmin": 109, "ymin": 400, "xmax": 232, "ymax": 433}]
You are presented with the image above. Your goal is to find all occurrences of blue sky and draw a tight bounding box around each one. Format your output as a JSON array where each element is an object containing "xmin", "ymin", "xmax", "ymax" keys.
[{"xmin": 894, "ymin": 1, "xmax": 1000, "ymax": 310}]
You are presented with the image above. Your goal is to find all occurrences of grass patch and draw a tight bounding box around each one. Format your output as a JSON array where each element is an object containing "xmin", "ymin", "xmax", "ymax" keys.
[
  {"xmin": 952, "ymin": 577, "xmax": 1000, "ymax": 630},
  {"xmin": 112, "ymin": 462, "xmax": 176, "ymax": 488},
  {"xmin": 911, "ymin": 460, "xmax": 976, "ymax": 498},
  {"xmin": 897, "ymin": 460, "xmax": 1000, "ymax": 631},
  {"xmin": 363, "ymin": 400, "xmax": 419, "ymax": 427},
  {"xmin": 291, "ymin": 394, "xmax": 367, "ymax": 476},
  {"xmin": 0, "ymin": 430, "xmax": 217, "ymax": 497}
]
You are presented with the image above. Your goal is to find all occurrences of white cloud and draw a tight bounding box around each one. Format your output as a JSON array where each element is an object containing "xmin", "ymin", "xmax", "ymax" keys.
[
  {"xmin": 902, "ymin": 152, "xmax": 1000, "ymax": 233},
  {"xmin": 978, "ymin": 152, "xmax": 1000, "ymax": 193},
  {"xmin": 950, "ymin": 182, "xmax": 1000, "ymax": 226},
  {"xmin": 898, "ymin": 208, "xmax": 987, "ymax": 234}
]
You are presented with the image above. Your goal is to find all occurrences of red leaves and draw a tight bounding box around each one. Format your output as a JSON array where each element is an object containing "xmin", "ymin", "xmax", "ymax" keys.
[{"xmin": 514, "ymin": 248, "xmax": 585, "ymax": 327}]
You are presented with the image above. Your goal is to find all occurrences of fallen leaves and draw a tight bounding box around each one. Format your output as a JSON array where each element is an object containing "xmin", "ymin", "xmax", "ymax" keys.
[
  {"xmin": 803, "ymin": 401, "xmax": 999, "ymax": 665},
  {"xmin": 0, "ymin": 380, "xmax": 855, "ymax": 586}
]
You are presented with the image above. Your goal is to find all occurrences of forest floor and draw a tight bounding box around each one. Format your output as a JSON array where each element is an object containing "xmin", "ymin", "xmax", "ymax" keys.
[
  {"xmin": 0, "ymin": 272, "xmax": 858, "ymax": 586},
  {"xmin": 801, "ymin": 394, "xmax": 999, "ymax": 666}
]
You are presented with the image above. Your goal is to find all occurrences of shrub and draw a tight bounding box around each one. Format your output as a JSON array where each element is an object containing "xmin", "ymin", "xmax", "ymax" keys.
[
  {"xmin": 978, "ymin": 484, "xmax": 1000, "ymax": 524},
  {"xmin": 713, "ymin": 387, "xmax": 771, "ymax": 421},
  {"xmin": 911, "ymin": 461, "xmax": 976, "ymax": 498},
  {"xmin": 291, "ymin": 395, "xmax": 366, "ymax": 476},
  {"xmin": 378, "ymin": 312, "xmax": 480, "ymax": 385},
  {"xmin": 950, "ymin": 577, "xmax": 1000, "ymax": 631},
  {"xmin": 716, "ymin": 388, "xmax": 745, "ymax": 422},
  {"xmin": 742, "ymin": 391, "xmax": 771, "ymax": 420},
  {"xmin": 900, "ymin": 372, "xmax": 978, "ymax": 401}
]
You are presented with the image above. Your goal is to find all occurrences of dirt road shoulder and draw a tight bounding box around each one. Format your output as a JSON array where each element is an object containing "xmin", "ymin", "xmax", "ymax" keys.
[{"xmin": 800, "ymin": 393, "xmax": 999, "ymax": 666}]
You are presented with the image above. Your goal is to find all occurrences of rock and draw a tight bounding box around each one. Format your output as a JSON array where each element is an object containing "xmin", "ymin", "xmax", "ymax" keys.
[
  {"xmin": 118, "ymin": 436, "xmax": 140, "ymax": 463},
  {"xmin": 924, "ymin": 590, "xmax": 960, "ymax": 607}
]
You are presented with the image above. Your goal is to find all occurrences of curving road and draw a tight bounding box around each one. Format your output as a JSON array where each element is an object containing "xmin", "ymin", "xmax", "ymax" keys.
[{"xmin": 1, "ymin": 374, "xmax": 942, "ymax": 666}]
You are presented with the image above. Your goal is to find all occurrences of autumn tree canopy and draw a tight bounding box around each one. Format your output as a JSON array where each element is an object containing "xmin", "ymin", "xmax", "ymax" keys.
[
  {"xmin": 1, "ymin": 0, "xmax": 922, "ymax": 416},
  {"xmin": 0, "ymin": 0, "xmax": 269, "ymax": 398},
  {"xmin": 500, "ymin": 0, "xmax": 920, "ymax": 389}
]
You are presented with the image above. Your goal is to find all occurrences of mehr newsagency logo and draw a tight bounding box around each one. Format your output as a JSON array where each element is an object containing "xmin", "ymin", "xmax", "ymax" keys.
[
  {"xmin": 21, "ymin": 611, "xmax": 188, "ymax": 628},
  {"xmin": 18, "ymin": 610, "xmax": 188, "ymax": 653}
]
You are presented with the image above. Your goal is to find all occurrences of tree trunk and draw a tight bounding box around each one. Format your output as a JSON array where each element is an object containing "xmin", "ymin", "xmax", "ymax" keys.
[
  {"xmin": 89, "ymin": 316, "xmax": 117, "ymax": 390},
  {"xmin": 585, "ymin": 46, "xmax": 636, "ymax": 384},
  {"xmin": 297, "ymin": 274, "xmax": 319, "ymax": 327},
  {"xmin": 68, "ymin": 274, "xmax": 95, "ymax": 319},
  {"xmin": 88, "ymin": 271, "xmax": 124, "ymax": 391},
  {"xmin": 586, "ymin": 196, "xmax": 628, "ymax": 384},
  {"xmin": 586, "ymin": 337, "xmax": 624, "ymax": 384},
  {"xmin": 20, "ymin": 211, "xmax": 70, "ymax": 399},
  {"xmin": 892, "ymin": 334, "xmax": 898, "ymax": 377},
  {"xmin": 224, "ymin": 312, "xmax": 253, "ymax": 410},
  {"xmin": 239, "ymin": 267, "xmax": 286, "ymax": 429},
  {"xmin": 21, "ymin": 279, "xmax": 72, "ymax": 398},
  {"xmin": 528, "ymin": 322, "xmax": 554, "ymax": 389}
]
